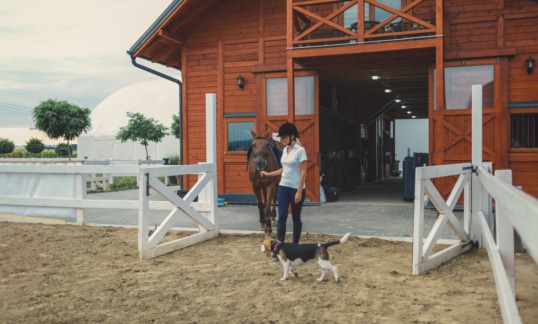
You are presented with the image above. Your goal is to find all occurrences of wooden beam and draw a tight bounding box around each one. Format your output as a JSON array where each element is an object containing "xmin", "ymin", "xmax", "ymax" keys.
[
  {"xmin": 444, "ymin": 48, "xmax": 517, "ymax": 60},
  {"xmin": 158, "ymin": 30, "xmax": 183, "ymax": 45},
  {"xmin": 289, "ymin": 37, "xmax": 441, "ymax": 58}
]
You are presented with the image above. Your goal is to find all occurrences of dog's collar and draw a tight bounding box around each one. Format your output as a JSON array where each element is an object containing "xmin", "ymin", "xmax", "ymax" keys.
[{"xmin": 272, "ymin": 241, "xmax": 282, "ymax": 253}]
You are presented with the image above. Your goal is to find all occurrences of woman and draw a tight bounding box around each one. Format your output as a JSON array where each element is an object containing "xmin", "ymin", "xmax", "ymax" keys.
[{"xmin": 260, "ymin": 122, "xmax": 307, "ymax": 244}]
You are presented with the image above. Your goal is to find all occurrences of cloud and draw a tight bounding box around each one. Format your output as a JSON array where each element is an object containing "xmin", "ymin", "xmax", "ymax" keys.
[{"xmin": 0, "ymin": 0, "xmax": 176, "ymax": 128}]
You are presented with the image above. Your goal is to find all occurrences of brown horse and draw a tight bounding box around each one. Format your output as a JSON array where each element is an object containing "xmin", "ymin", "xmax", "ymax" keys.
[{"xmin": 247, "ymin": 130, "xmax": 282, "ymax": 235}]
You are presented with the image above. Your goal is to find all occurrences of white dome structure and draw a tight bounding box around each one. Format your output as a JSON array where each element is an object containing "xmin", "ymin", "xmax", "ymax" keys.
[{"xmin": 78, "ymin": 78, "xmax": 180, "ymax": 161}]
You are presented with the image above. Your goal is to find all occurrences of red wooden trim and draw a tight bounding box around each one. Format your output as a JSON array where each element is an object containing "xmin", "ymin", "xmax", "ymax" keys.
[
  {"xmin": 289, "ymin": 37, "xmax": 440, "ymax": 58},
  {"xmin": 157, "ymin": 30, "xmax": 183, "ymax": 45},
  {"xmin": 444, "ymin": 48, "xmax": 517, "ymax": 60},
  {"xmin": 217, "ymin": 40, "xmax": 225, "ymax": 193}
]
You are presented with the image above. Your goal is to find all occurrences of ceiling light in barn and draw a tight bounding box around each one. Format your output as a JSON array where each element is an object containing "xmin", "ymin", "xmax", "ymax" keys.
[
  {"xmin": 407, "ymin": 110, "xmax": 412, "ymax": 114},
  {"xmin": 385, "ymin": 88, "xmax": 392, "ymax": 93},
  {"xmin": 401, "ymin": 105, "xmax": 407, "ymax": 109},
  {"xmin": 371, "ymin": 75, "xmax": 381, "ymax": 80},
  {"xmin": 394, "ymin": 98, "xmax": 401, "ymax": 103}
]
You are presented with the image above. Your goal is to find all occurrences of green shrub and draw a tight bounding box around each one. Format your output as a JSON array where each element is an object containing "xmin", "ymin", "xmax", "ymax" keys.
[
  {"xmin": 110, "ymin": 177, "xmax": 138, "ymax": 191},
  {"xmin": 55, "ymin": 143, "xmax": 70, "ymax": 157},
  {"xmin": 26, "ymin": 138, "xmax": 45, "ymax": 154},
  {"xmin": 167, "ymin": 154, "xmax": 180, "ymax": 185},
  {"xmin": 6, "ymin": 149, "xmax": 23, "ymax": 158},
  {"xmin": 0, "ymin": 138, "xmax": 15, "ymax": 156},
  {"xmin": 41, "ymin": 150, "xmax": 57, "ymax": 158}
]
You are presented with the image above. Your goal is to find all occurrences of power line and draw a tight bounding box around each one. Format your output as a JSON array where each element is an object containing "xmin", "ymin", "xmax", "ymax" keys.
[{"xmin": 0, "ymin": 101, "xmax": 33, "ymax": 110}]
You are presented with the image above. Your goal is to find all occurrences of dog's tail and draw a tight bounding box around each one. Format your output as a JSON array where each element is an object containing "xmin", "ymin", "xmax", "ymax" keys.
[{"xmin": 324, "ymin": 232, "xmax": 351, "ymax": 247}]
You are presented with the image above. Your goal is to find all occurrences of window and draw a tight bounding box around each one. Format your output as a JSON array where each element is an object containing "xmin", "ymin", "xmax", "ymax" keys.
[
  {"xmin": 266, "ymin": 76, "xmax": 314, "ymax": 116},
  {"xmin": 510, "ymin": 113, "xmax": 538, "ymax": 148},
  {"xmin": 444, "ymin": 65, "xmax": 494, "ymax": 109},
  {"xmin": 227, "ymin": 121, "xmax": 254, "ymax": 152}
]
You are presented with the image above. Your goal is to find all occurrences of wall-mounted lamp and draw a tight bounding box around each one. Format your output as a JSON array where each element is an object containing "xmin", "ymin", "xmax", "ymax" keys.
[
  {"xmin": 237, "ymin": 75, "xmax": 244, "ymax": 89},
  {"xmin": 526, "ymin": 56, "xmax": 535, "ymax": 74}
]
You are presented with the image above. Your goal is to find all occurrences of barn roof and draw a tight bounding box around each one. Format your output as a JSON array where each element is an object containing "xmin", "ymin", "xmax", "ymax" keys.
[{"xmin": 127, "ymin": 0, "xmax": 218, "ymax": 70}]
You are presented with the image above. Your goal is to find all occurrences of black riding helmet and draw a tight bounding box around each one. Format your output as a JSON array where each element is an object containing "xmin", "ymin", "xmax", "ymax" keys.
[{"xmin": 277, "ymin": 122, "xmax": 299, "ymax": 138}]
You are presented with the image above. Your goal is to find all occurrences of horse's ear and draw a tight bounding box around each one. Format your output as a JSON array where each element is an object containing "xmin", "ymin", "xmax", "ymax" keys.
[
  {"xmin": 263, "ymin": 130, "xmax": 271, "ymax": 138},
  {"xmin": 250, "ymin": 129, "xmax": 257, "ymax": 138}
]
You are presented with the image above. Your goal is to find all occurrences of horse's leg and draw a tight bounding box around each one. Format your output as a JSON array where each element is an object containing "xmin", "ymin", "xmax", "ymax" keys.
[
  {"xmin": 262, "ymin": 187, "xmax": 272, "ymax": 236},
  {"xmin": 270, "ymin": 186, "xmax": 277, "ymax": 225},
  {"xmin": 254, "ymin": 188, "xmax": 265, "ymax": 230}
]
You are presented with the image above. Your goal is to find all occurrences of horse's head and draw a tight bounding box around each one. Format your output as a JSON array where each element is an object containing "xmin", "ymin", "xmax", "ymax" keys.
[{"xmin": 250, "ymin": 130, "xmax": 274, "ymax": 171}]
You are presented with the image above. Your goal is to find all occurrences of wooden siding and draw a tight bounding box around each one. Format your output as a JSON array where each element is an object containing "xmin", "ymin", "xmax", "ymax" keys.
[
  {"xmin": 137, "ymin": 0, "xmax": 538, "ymax": 199},
  {"xmin": 434, "ymin": 0, "xmax": 538, "ymax": 198},
  {"xmin": 180, "ymin": 0, "xmax": 300, "ymax": 196}
]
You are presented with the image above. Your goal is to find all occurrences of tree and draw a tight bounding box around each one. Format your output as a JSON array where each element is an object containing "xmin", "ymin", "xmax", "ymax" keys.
[
  {"xmin": 171, "ymin": 114, "xmax": 180, "ymax": 139},
  {"xmin": 116, "ymin": 112, "xmax": 169, "ymax": 160},
  {"xmin": 25, "ymin": 137, "xmax": 45, "ymax": 155},
  {"xmin": 0, "ymin": 138, "xmax": 15, "ymax": 156},
  {"xmin": 32, "ymin": 99, "xmax": 92, "ymax": 160}
]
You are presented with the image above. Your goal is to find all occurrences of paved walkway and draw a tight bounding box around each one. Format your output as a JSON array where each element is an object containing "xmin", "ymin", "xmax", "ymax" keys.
[{"xmin": 85, "ymin": 176, "xmax": 462, "ymax": 240}]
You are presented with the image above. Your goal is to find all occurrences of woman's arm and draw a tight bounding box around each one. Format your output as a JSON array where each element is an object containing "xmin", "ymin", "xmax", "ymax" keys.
[
  {"xmin": 260, "ymin": 168, "xmax": 282, "ymax": 178},
  {"xmin": 294, "ymin": 160, "xmax": 307, "ymax": 203}
]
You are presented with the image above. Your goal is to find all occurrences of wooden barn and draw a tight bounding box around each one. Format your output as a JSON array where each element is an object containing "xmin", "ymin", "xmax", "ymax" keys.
[{"xmin": 128, "ymin": 0, "xmax": 538, "ymax": 203}]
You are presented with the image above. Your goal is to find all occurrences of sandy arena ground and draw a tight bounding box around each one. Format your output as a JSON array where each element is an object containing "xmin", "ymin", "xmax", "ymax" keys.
[{"xmin": 1, "ymin": 222, "xmax": 537, "ymax": 323}]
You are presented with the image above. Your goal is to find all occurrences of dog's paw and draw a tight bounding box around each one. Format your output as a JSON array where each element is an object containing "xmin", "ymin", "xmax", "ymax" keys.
[{"xmin": 280, "ymin": 277, "xmax": 287, "ymax": 281}]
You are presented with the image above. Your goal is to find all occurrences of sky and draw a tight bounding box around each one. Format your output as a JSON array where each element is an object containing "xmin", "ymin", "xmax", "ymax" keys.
[{"xmin": 0, "ymin": 0, "xmax": 177, "ymax": 129}]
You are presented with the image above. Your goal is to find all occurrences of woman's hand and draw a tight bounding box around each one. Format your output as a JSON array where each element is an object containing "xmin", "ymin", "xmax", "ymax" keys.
[
  {"xmin": 260, "ymin": 171, "xmax": 267, "ymax": 177},
  {"xmin": 294, "ymin": 191, "xmax": 302, "ymax": 203}
]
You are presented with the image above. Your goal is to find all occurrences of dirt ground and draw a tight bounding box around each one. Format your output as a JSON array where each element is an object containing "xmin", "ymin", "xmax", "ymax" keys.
[{"xmin": 1, "ymin": 222, "xmax": 537, "ymax": 324}]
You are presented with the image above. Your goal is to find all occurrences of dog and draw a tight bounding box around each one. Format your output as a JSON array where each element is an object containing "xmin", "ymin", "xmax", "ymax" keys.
[{"xmin": 261, "ymin": 233, "xmax": 351, "ymax": 282}]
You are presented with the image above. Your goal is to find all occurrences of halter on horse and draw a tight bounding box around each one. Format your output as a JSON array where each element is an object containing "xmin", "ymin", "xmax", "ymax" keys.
[{"xmin": 247, "ymin": 130, "xmax": 282, "ymax": 235}]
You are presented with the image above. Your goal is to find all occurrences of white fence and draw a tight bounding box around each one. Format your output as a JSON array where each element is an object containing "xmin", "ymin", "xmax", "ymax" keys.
[
  {"xmin": 412, "ymin": 85, "xmax": 538, "ymax": 323},
  {"xmin": 0, "ymin": 93, "xmax": 219, "ymax": 260}
]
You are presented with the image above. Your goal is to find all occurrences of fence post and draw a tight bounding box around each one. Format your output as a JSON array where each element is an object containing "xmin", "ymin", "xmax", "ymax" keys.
[
  {"xmin": 197, "ymin": 93, "xmax": 218, "ymax": 230},
  {"xmin": 138, "ymin": 168, "xmax": 150, "ymax": 257},
  {"xmin": 75, "ymin": 172, "xmax": 86, "ymax": 225},
  {"xmin": 471, "ymin": 84, "xmax": 483, "ymax": 246},
  {"xmin": 495, "ymin": 170, "xmax": 516, "ymax": 297}
]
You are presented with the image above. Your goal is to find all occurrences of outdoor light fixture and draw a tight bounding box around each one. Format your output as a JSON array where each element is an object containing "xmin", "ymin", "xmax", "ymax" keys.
[
  {"xmin": 237, "ymin": 75, "xmax": 244, "ymax": 89},
  {"xmin": 526, "ymin": 56, "xmax": 535, "ymax": 74},
  {"xmin": 371, "ymin": 75, "xmax": 381, "ymax": 80},
  {"xmin": 385, "ymin": 88, "xmax": 392, "ymax": 93}
]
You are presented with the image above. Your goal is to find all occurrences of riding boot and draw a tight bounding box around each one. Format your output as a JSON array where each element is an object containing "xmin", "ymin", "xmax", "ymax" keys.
[
  {"xmin": 292, "ymin": 223, "xmax": 302, "ymax": 244},
  {"xmin": 276, "ymin": 223, "xmax": 286, "ymax": 243}
]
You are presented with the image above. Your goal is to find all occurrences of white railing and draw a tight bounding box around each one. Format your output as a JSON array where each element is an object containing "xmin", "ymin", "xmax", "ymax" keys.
[
  {"xmin": 412, "ymin": 85, "xmax": 537, "ymax": 323},
  {"xmin": 0, "ymin": 93, "xmax": 219, "ymax": 260},
  {"xmin": 412, "ymin": 162, "xmax": 474, "ymax": 275},
  {"xmin": 0, "ymin": 163, "xmax": 218, "ymax": 259}
]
